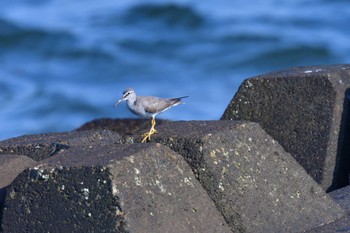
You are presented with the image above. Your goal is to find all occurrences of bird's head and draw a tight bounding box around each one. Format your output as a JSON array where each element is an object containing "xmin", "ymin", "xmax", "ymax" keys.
[{"xmin": 114, "ymin": 88, "xmax": 135, "ymax": 107}]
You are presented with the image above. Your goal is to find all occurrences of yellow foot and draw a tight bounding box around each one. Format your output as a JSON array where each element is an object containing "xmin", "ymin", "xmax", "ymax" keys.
[{"xmin": 141, "ymin": 129, "xmax": 157, "ymax": 143}]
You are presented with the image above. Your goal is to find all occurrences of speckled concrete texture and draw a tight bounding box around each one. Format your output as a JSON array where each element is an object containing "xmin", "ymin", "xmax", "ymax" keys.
[
  {"xmin": 1, "ymin": 143, "xmax": 232, "ymax": 233},
  {"xmin": 222, "ymin": 65, "xmax": 350, "ymax": 192},
  {"xmin": 150, "ymin": 120, "xmax": 345, "ymax": 233}
]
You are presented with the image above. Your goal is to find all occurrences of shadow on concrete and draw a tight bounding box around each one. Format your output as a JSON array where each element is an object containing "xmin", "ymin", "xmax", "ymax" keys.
[
  {"xmin": 0, "ymin": 187, "xmax": 6, "ymax": 232},
  {"xmin": 329, "ymin": 88, "xmax": 350, "ymax": 192}
]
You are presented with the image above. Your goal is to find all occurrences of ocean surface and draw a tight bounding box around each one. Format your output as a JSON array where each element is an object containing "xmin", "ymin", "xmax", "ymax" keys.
[{"xmin": 0, "ymin": 0, "xmax": 349, "ymax": 140}]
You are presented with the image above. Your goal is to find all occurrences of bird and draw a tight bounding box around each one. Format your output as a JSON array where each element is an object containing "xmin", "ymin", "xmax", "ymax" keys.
[{"xmin": 114, "ymin": 88, "xmax": 188, "ymax": 142}]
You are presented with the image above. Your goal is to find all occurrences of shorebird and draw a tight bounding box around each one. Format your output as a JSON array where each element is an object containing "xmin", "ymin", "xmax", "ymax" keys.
[{"xmin": 114, "ymin": 88, "xmax": 188, "ymax": 142}]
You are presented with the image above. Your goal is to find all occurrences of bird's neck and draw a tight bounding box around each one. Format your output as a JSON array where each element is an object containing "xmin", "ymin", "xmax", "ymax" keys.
[
  {"xmin": 126, "ymin": 96, "xmax": 137, "ymax": 106},
  {"xmin": 127, "ymin": 100, "xmax": 135, "ymax": 106}
]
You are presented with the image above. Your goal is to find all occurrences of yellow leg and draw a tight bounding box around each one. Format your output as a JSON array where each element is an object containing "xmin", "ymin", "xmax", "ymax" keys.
[{"xmin": 141, "ymin": 117, "xmax": 158, "ymax": 143}]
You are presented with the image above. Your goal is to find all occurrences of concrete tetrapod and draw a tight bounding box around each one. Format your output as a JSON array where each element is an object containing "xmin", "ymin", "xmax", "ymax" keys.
[
  {"xmin": 1, "ymin": 143, "xmax": 232, "ymax": 233},
  {"xmin": 222, "ymin": 65, "xmax": 350, "ymax": 192},
  {"xmin": 151, "ymin": 120, "xmax": 345, "ymax": 233}
]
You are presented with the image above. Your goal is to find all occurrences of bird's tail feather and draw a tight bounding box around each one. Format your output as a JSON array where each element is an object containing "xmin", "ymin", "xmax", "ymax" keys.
[{"xmin": 170, "ymin": 96, "xmax": 189, "ymax": 105}]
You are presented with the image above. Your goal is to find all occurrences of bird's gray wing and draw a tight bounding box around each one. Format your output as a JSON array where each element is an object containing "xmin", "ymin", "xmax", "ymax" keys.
[{"xmin": 141, "ymin": 96, "xmax": 174, "ymax": 114}]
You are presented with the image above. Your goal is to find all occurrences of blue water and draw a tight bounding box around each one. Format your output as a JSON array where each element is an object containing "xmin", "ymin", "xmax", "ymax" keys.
[{"xmin": 0, "ymin": 0, "xmax": 349, "ymax": 140}]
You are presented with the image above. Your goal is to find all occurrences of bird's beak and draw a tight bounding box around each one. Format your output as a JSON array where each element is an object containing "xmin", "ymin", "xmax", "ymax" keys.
[{"xmin": 113, "ymin": 97, "xmax": 125, "ymax": 108}]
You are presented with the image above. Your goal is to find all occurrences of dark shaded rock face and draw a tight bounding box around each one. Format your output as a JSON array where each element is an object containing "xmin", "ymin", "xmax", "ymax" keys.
[
  {"xmin": 329, "ymin": 185, "xmax": 350, "ymax": 214},
  {"xmin": 306, "ymin": 185, "xmax": 350, "ymax": 233},
  {"xmin": 150, "ymin": 121, "xmax": 345, "ymax": 233},
  {"xmin": 1, "ymin": 143, "xmax": 232, "ymax": 233},
  {"xmin": 221, "ymin": 64, "xmax": 350, "ymax": 192},
  {"xmin": 3, "ymin": 166, "xmax": 121, "ymax": 233},
  {"xmin": 0, "ymin": 130, "xmax": 121, "ymax": 161}
]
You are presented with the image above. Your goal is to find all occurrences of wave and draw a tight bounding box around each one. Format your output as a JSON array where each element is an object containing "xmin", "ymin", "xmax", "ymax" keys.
[
  {"xmin": 0, "ymin": 18, "xmax": 75, "ymax": 53},
  {"xmin": 229, "ymin": 45, "xmax": 335, "ymax": 73},
  {"xmin": 0, "ymin": 17, "xmax": 115, "ymax": 62},
  {"xmin": 123, "ymin": 3, "xmax": 205, "ymax": 29}
]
